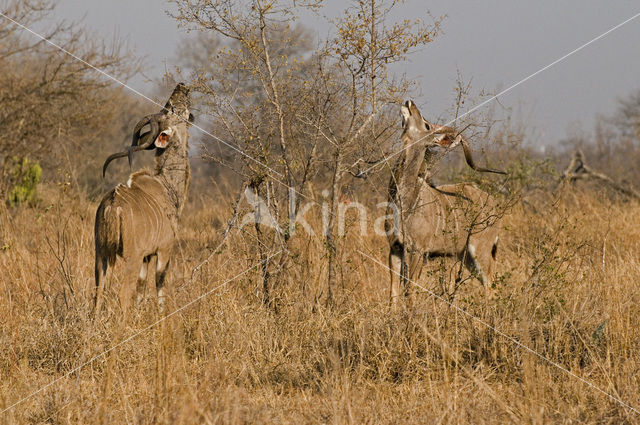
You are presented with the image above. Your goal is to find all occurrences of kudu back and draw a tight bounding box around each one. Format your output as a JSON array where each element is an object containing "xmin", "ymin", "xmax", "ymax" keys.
[
  {"xmin": 387, "ymin": 100, "xmax": 506, "ymax": 301},
  {"xmin": 94, "ymin": 83, "xmax": 192, "ymax": 315}
]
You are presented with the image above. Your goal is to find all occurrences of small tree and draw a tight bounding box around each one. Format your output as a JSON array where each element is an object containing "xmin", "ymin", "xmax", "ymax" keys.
[
  {"xmin": 316, "ymin": 0, "xmax": 441, "ymax": 302},
  {"xmin": 171, "ymin": 0, "xmax": 326, "ymax": 306},
  {"xmin": 170, "ymin": 0, "xmax": 441, "ymax": 306}
]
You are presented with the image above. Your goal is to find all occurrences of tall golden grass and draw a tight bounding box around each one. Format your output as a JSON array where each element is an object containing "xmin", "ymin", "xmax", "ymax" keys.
[{"xmin": 0, "ymin": 182, "xmax": 639, "ymax": 424}]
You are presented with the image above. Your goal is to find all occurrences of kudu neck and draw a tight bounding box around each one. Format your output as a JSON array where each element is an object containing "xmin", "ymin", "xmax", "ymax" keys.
[
  {"xmin": 154, "ymin": 128, "xmax": 190, "ymax": 217},
  {"xmin": 391, "ymin": 136, "xmax": 432, "ymax": 193},
  {"xmin": 389, "ymin": 132, "xmax": 432, "ymax": 213}
]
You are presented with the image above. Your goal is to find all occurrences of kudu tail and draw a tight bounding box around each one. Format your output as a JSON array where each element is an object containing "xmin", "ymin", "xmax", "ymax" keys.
[{"xmin": 95, "ymin": 199, "xmax": 122, "ymax": 267}]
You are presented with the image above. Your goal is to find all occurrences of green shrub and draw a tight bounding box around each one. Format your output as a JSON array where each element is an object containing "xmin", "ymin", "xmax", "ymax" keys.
[{"xmin": 7, "ymin": 157, "xmax": 41, "ymax": 206}]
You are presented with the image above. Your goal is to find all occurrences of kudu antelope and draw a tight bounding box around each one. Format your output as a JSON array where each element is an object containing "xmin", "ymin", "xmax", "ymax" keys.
[
  {"xmin": 94, "ymin": 83, "xmax": 192, "ymax": 315},
  {"xmin": 386, "ymin": 100, "xmax": 506, "ymax": 301}
]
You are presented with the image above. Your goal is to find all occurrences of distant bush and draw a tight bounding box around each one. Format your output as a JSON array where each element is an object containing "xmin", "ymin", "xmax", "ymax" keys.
[{"xmin": 7, "ymin": 157, "xmax": 41, "ymax": 206}]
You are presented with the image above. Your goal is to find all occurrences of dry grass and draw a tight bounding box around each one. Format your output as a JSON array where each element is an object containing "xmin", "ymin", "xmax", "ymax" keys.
[{"xmin": 1, "ymin": 183, "xmax": 640, "ymax": 424}]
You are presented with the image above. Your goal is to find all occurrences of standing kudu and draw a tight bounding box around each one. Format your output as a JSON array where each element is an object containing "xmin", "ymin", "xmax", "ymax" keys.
[
  {"xmin": 94, "ymin": 83, "xmax": 192, "ymax": 316},
  {"xmin": 386, "ymin": 100, "xmax": 506, "ymax": 302}
]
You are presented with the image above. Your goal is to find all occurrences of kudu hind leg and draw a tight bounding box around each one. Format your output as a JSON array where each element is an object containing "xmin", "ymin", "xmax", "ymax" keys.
[
  {"xmin": 119, "ymin": 258, "xmax": 144, "ymax": 318},
  {"xmin": 93, "ymin": 255, "xmax": 108, "ymax": 316},
  {"xmin": 464, "ymin": 243, "xmax": 494, "ymax": 298}
]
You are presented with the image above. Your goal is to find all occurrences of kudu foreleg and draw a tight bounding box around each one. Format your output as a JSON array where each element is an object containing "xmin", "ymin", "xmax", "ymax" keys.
[
  {"xmin": 389, "ymin": 243, "xmax": 404, "ymax": 303},
  {"xmin": 389, "ymin": 252, "xmax": 402, "ymax": 303},
  {"xmin": 155, "ymin": 251, "xmax": 171, "ymax": 313},
  {"xmin": 135, "ymin": 255, "xmax": 153, "ymax": 306},
  {"xmin": 403, "ymin": 251, "xmax": 422, "ymax": 301}
]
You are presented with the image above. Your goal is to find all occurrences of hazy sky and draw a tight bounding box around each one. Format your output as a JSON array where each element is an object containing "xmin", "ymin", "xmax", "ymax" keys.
[{"xmin": 47, "ymin": 1, "xmax": 640, "ymax": 146}]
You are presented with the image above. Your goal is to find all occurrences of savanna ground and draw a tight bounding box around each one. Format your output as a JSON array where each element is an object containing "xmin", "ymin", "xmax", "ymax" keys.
[
  {"xmin": 2, "ymin": 1, "xmax": 640, "ymax": 423},
  {"xmin": 0, "ymin": 181, "xmax": 639, "ymax": 424}
]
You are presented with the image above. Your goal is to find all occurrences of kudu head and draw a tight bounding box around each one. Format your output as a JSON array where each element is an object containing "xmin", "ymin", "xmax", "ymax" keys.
[
  {"xmin": 400, "ymin": 100, "xmax": 457, "ymax": 148},
  {"xmin": 400, "ymin": 100, "xmax": 507, "ymax": 175},
  {"xmin": 103, "ymin": 83, "xmax": 194, "ymax": 177}
]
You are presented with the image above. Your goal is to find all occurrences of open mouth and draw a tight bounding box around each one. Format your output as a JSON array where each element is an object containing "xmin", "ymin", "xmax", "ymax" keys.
[{"xmin": 155, "ymin": 132, "xmax": 170, "ymax": 148}]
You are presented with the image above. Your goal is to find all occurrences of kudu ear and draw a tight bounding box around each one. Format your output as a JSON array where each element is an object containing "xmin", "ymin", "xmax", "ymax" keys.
[
  {"xmin": 188, "ymin": 113, "xmax": 195, "ymax": 123},
  {"xmin": 401, "ymin": 100, "xmax": 431, "ymax": 133},
  {"xmin": 400, "ymin": 104, "xmax": 411, "ymax": 129},
  {"xmin": 434, "ymin": 133, "xmax": 461, "ymax": 148}
]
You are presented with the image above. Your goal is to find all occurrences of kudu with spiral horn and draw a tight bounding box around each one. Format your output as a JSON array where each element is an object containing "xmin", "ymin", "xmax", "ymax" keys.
[
  {"xmin": 386, "ymin": 100, "xmax": 506, "ymax": 302},
  {"xmin": 94, "ymin": 83, "xmax": 193, "ymax": 316}
]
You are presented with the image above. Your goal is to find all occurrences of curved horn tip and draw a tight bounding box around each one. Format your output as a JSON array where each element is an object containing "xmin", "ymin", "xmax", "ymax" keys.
[
  {"xmin": 102, "ymin": 163, "xmax": 109, "ymax": 178},
  {"xmin": 102, "ymin": 150, "xmax": 132, "ymax": 178}
]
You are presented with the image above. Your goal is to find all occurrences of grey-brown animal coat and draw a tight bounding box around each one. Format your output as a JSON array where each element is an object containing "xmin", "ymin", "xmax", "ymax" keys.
[
  {"xmin": 387, "ymin": 100, "xmax": 502, "ymax": 301},
  {"xmin": 94, "ymin": 84, "xmax": 192, "ymax": 315}
]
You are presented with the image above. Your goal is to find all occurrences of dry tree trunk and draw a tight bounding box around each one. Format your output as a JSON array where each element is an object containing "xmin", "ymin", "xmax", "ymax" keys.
[
  {"xmin": 560, "ymin": 149, "xmax": 640, "ymax": 200},
  {"xmin": 324, "ymin": 149, "xmax": 344, "ymax": 307}
]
